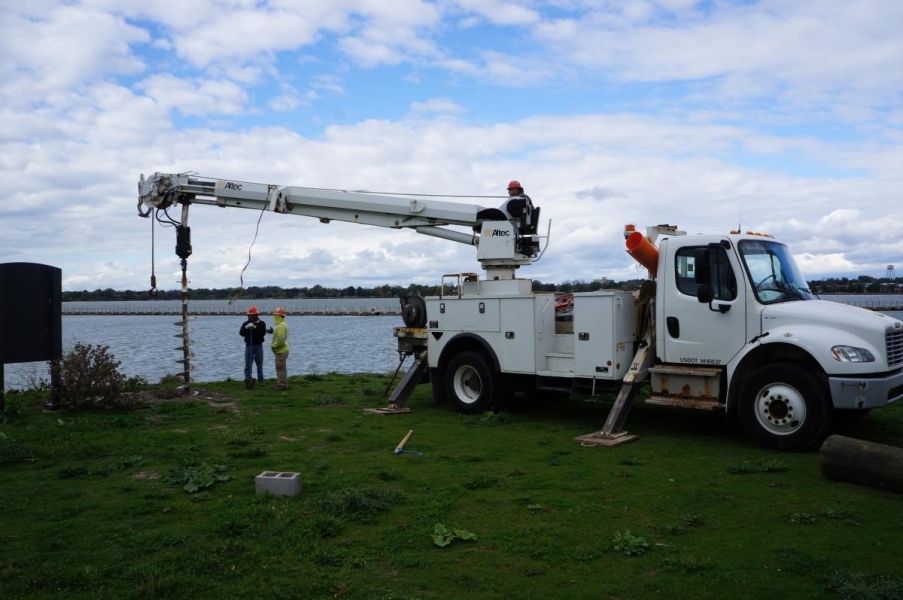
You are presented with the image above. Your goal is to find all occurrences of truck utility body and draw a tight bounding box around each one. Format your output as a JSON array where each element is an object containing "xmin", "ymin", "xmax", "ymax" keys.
[
  {"xmin": 137, "ymin": 172, "xmax": 903, "ymax": 451},
  {"xmin": 425, "ymin": 282, "xmax": 637, "ymax": 392}
]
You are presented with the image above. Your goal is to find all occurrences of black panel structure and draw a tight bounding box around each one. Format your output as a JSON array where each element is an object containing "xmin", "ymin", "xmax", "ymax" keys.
[
  {"xmin": 0, "ymin": 263, "xmax": 63, "ymax": 412},
  {"xmin": 0, "ymin": 262, "xmax": 62, "ymax": 364}
]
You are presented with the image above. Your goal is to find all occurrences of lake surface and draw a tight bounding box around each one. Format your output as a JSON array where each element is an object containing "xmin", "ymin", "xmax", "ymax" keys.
[
  {"xmin": 3, "ymin": 312, "xmax": 404, "ymax": 391},
  {"xmin": 3, "ymin": 296, "xmax": 902, "ymax": 391}
]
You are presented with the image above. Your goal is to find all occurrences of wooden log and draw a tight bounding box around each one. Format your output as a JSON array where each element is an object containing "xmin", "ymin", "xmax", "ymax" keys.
[{"xmin": 819, "ymin": 434, "xmax": 903, "ymax": 493}]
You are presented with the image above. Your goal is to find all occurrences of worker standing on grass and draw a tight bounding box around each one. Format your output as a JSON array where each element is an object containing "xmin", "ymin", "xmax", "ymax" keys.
[
  {"xmin": 239, "ymin": 306, "xmax": 267, "ymax": 389},
  {"xmin": 270, "ymin": 307, "xmax": 290, "ymax": 390}
]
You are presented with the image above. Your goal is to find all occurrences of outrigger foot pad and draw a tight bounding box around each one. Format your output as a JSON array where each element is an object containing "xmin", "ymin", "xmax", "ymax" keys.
[{"xmin": 573, "ymin": 431, "xmax": 639, "ymax": 447}]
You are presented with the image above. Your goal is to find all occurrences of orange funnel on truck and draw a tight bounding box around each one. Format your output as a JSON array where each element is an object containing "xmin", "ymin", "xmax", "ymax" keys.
[{"xmin": 625, "ymin": 231, "xmax": 658, "ymax": 274}]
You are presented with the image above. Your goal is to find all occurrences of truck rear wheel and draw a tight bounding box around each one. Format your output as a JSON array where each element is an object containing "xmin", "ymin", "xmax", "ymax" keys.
[
  {"xmin": 445, "ymin": 351, "xmax": 496, "ymax": 414},
  {"xmin": 738, "ymin": 364, "xmax": 832, "ymax": 451},
  {"xmin": 430, "ymin": 368, "xmax": 448, "ymax": 404}
]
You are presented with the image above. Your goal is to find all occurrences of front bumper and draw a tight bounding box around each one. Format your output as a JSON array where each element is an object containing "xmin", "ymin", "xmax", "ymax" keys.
[{"xmin": 828, "ymin": 368, "xmax": 903, "ymax": 409}]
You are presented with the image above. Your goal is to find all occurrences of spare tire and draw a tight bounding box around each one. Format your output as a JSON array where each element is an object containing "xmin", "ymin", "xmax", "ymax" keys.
[{"xmin": 400, "ymin": 294, "xmax": 427, "ymax": 328}]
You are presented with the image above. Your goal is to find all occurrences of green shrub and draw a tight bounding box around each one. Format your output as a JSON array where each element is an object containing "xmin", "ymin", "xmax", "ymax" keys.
[
  {"xmin": 432, "ymin": 524, "xmax": 477, "ymax": 547},
  {"xmin": 611, "ymin": 531, "xmax": 649, "ymax": 556},
  {"xmin": 164, "ymin": 463, "xmax": 231, "ymax": 493},
  {"xmin": 51, "ymin": 343, "xmax": 131, "ymax": 411}
]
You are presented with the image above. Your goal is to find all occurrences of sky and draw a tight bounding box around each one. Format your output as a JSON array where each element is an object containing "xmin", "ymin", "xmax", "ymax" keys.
[{"xmin": 2, "ymin": 0, "xmax": 902, "ymax": 293}]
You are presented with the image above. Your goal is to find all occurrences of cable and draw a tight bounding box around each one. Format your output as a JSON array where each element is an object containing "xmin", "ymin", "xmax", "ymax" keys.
[{"xmin": 228, "ymin": 204, "xmax": 267, "ymax": 305}]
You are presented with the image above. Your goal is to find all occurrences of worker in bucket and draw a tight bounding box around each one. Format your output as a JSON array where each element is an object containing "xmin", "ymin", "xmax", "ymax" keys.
[
  {"xmin": 239, "ymin": 306, "xmax": 267, "ymax": 388},
  {"xmin": 507, "ymin": 179, "xmax": 526, "ymax": 198},
  {"xmin": 270, "ymin": 307, "xmax": 290, "ymax": 390},
  {"xmin": 503, "ymin": 180, "xmax": 537, "ymax": 234}
]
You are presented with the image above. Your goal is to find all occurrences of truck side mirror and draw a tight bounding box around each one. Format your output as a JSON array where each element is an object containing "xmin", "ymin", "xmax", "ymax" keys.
[
  {"xmin": 694, "ymin": 244, "xmax": 731, "ymax": 313},
  {"xmin": 694, "ymin": 248, "xmax": 711, "ymax": 285}
]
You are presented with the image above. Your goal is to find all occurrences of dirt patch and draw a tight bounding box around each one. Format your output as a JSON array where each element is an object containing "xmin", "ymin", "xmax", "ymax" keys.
[
  {"xmin": 133, "ymin": 470, "xmax": 161, "ymax": 480},
  {"xmin": 126, "ymin": 387, "xmax": 241, "ymax": 413}
]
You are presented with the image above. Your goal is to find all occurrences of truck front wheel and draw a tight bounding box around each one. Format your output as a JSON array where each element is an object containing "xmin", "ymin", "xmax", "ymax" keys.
[
  {"xmin": 445, "ymin": 351, "xmax": 496, "ymax": 414},
  {"xmin": 738, "ymin": 364, "xmax": 832, "ymax": 451}
]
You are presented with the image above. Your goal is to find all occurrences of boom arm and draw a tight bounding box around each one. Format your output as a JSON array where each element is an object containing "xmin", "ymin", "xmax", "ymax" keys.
[{"xmin": 138, "ymin": 172, "xmax": 544, "ymax": 272}]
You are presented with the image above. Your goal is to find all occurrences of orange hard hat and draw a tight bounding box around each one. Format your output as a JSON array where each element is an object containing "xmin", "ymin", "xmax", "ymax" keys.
[
  {"xmin": 507, "ymin": 180, "xmax": 522, "ymax": 190},
  {"xmin": 247, "ymin": 306, "xmax": 259, "ymax": 315},
  {"xmin": 274, "ymin": 307, "xmax": 286, "ymax": 317}
]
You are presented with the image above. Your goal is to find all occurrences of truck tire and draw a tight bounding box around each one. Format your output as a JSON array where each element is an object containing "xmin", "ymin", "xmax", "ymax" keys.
[
  {"xmin": 738, "ymin": 364, "xmax": 832, "ymax": 451},
  {"xmin": 430, "ymin": 368, "xmax": 448, "ymax": 404},
  {"xmin": 445, "ymin": 351, "xmax": 496, "ymax": 414}
]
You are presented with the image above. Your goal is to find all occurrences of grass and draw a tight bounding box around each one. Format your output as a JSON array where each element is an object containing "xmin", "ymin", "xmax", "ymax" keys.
[{"xmin": 2, "ymin": 373, "xmax": 903, "ymax": 599}]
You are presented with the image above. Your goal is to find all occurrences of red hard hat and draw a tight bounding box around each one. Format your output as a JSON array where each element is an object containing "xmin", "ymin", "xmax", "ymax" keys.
[
  {"xmin": 247, "ymin": 306, "xmax": 259, "ymax": 315},
  {"xmin": 507, "ymin": 180, "xmax": 522, "ymax": 190},
  {"xmin": 274, "ymin": 307, "xmax": 286, "ymax": 317}
]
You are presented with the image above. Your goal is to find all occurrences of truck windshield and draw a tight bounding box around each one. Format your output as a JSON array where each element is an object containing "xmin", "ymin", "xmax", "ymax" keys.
[{"xmin": 739, "ymin": 240, "xmax": 813, "ymax": 304}]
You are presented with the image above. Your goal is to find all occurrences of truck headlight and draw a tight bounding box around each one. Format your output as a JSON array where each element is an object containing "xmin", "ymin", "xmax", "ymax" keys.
[{"xmin": 831, "ymin": 345, "xmax": 875, "ymax": 362}]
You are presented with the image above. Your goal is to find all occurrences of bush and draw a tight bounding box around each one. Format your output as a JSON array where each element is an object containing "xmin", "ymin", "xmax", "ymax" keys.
[{"xmin": 51, "ymin": 343, "xmax": 131, "ymax": 411}]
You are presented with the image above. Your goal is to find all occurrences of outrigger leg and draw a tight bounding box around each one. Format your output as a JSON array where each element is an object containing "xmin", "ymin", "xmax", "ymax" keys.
[
  {"xmin": 575, "ymin": 329, "xmax": 654, "ymax": 447},
  {"xmin": 386, "ymin": 350, "xmax": 428, "ymax": 409},
  {"xmin": 366, "ymin": 350, "xmax": 426, "ymax": 415}
]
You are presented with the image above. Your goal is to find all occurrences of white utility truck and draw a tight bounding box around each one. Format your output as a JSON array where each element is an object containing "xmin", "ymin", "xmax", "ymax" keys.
[{"xmin": 137, "ymin": 172, "xmax": 903, "ymax": 450}]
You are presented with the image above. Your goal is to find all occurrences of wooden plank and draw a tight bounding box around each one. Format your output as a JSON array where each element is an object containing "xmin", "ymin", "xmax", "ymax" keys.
[{"xmin": 362, "ymin": 407, "xmax": 413, "ymax": 416}]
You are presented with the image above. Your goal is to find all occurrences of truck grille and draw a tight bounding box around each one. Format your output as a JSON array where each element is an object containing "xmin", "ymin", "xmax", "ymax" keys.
[{"xmin": 888, "ymin": 329, "xmax": 903, "ymax": 367}]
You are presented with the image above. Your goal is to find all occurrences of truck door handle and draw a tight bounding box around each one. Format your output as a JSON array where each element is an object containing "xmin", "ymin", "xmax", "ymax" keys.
[{"xmin": 667, "ymin": 316, "xmax": 680, "ymax": 338}]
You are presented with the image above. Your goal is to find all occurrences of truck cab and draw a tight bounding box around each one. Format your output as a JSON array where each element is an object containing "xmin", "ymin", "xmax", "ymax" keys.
[{"xmin": 655, "ymin": 232, "xmax": 903, "ymax": 449}]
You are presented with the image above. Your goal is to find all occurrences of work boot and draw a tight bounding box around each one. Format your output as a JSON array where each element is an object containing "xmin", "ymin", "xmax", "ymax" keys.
[{"xmin": 244, "ymin": 378, "xmax": 255, "ymax": 390}]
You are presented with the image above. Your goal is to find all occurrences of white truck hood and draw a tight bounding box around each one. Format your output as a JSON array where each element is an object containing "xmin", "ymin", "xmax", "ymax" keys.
[
  {"xmin": 762, "ymin": 299, "xmax": 898, "ymax": 334},
  {"xmin": 760, "ymin": 299, "xmax": 902, "ymax": 371}
]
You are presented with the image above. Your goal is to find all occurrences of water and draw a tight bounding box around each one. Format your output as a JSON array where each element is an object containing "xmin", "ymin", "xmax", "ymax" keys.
[
  {"xmin": 3, "ymin": 311, "xmax": 405, "ymax": 391},
  {"xmin": 61, "ymin": 297, "xmax": 403, "ymax": 315},
  {"xmin": 3, "ymin": 296, "xmax": 902, "ymax": 392}
]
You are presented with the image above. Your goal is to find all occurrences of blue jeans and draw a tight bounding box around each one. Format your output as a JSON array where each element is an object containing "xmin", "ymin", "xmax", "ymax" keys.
[{"xmin": 244, "ymin": 344, "xmax": 264, "ymax": 382}]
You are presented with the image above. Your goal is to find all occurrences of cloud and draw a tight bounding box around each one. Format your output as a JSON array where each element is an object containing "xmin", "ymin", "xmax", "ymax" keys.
[
  {"xmin": 136, "ymin": 74, "xmax": 249, "ymax": 116},
  {"xmin": 450, "ymin": 0, "xmax": 541, "ymax": 26},
  {"xmin": 0, "ymin": 4, "xmax": 149, "ymax": 105},
  {"xmin": 530, "ymin": 1, "xmax": 903, "ymax": 121},
  {"xmin": 409, "ymin": 98, "xmax": 465, "ymax": 114},
  {"xmin": 2, "ymin": 1, "xmax": 902, "ymax": 292}
]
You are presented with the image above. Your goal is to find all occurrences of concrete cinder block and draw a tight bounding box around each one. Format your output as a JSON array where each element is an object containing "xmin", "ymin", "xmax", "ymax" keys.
[{"xmin": 255, "ymin": 471, "xmax": 302, "ymax": 496}]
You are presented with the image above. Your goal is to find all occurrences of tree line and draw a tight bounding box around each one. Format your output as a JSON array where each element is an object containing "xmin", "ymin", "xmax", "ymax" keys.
[
  {"xmin": 61, "ymin": 275, "xmax": 902, "ymax": 302},
  {"xmin": 62, "ymin": 279, "xmax": 640, "ymax": 302}
]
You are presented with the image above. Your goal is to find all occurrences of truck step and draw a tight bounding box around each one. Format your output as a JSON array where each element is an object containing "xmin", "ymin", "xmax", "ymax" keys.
[
  {"xmin": 648, "ymin": 365, "xmax": 721, "ymax": 377},
  {"xmin": 536, "ymin": 370, "xmax": 575, "ymax": 378},
  {"xmin": 645, "ymin": 395, "xmax": 723, "ymax": 410}
]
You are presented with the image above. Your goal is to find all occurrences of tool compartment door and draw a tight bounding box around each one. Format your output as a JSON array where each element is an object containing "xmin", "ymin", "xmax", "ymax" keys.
[{"xmin": 573, "ymin": 291, "xmax": 637, "ymax": 380}]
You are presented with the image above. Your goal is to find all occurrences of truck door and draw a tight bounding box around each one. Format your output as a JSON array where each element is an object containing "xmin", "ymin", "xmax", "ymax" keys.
[{"xmin": 660, "ymin": 240, "xmax": 747, "ymax": 367}]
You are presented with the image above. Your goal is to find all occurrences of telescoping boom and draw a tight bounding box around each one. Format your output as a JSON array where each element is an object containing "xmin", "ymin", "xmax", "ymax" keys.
[{"xmin": 137, "ymin": 172, "xmax": 546, "ymax": 277}]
